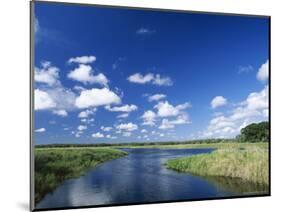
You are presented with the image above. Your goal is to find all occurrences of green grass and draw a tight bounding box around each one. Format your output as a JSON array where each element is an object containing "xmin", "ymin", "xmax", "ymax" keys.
[
  {"xmin": 166, "ymin": 144, "xmax": 269, "ymax": 185},
  {"xmin": 35, "ymin": 147, "xmax": 127, "ymax": 204}
]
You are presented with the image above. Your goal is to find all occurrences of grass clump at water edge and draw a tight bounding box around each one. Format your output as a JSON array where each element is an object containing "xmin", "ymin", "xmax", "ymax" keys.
[
  {"xmin": 35, "ymin": 148, "xmax": 127, "ymax": 204},
  {"xmin": 166, "ymin": 146, "xmax": 268, "ymax": 185}
]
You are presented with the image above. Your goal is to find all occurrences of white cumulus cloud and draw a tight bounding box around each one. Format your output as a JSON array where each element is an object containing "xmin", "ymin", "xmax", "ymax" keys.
[
  {"xmin": 141, "ymin": 129, "xmax": 147, "ymax": 133},
  {"xmin": 78, "ymin": 109, "xmax": 96, "ymax": 118},
  {"xmin": 46, "ymin": 87, "xmax": 77, "ymax": 111},
  {"xmin": 127, "ymin": 73, "xmax": 154, "ymax": 84},
  {"xmin": 75, "ymin": 88, "xmax": 121, "ymax": 109},
  {"xmin": 159, "ymin": 114, "xmax": 190, "ymax": 130},
  {"xmin": 92, "ymin": 132, "xmax": 104, "ymax": 138},
  {"xmin": 73, "ymin": 85, "xmax": 86, "ymax": 92},
  {"xmin": 35, "ymin": 128, "xmax": 46, "ymax": 132},
  {"xmin": 101, "ymin": 126, "xmax": 113, "ymax": 132},
  {"xmin": 200, "ymin": 86, "xmax": 268, "ymax": 138},
  {"xmin": 35, "ymin": 61, "xmax": 60, "ymax": 86},
  {"xmin": 35, "ymin": 89, "xmax": 56, "ymax": 110},
  {"xmin": 211, "ymin": 96, "xmax": 228, "ymax": 109},
  {"xmin": 105, "ymin": 104, "xmax": 138, "ymax": 113},
  {"xmin": 127, "ymin": 73, "xmax": 172, "ymax": 86},
  {"xmin": 80, "ymin": 118, "xmax": 94, "ymax": 124},
  {"xmin": 257, "ymin": 60, "xmax": 269, "ymax": 82},
  {"xmin": 159, "ymin": 119, "xmax": 174, "ymax": 129},
  {"xmin": 68, "ymin": 64, "xmax": 108, "ymax": 86},
  {"xmin": 52, "ymin": 109, "xmax": 68, "ymax": 117},
  {"xmin": 153, "ymin": 74, "xmax": 173, "ymax": 86},
  {"xmin": 77, "ymin": 125, "xmax": 87, "ymax": 131},
  {"xmin": 35, "ymin": 60, "xmax": 81, "ymax": 116},
  {"xmin": 117, "ymin": 113, "xmax": 129, "ymax": 119},
  {"xmin": 116, "ymin": 122, "xmax": 138, "ymax": 131},
  {"xmin": 169, "ymin": 114, "xmax": 191, "ymax": 125},
  {"xmin": 148, "ymin": 94, "xmax": 166, "ymax": 102},
  {"xmin": 154, "ymin": 101, "xmax": 191, "ymax": 117},
  {"xmin": 141, "ymin": 110, "xmax": 157, "ymax": 126},
  {"xmin": 68, "ymin": 55, "xmax": 96, "ymax": 64}
]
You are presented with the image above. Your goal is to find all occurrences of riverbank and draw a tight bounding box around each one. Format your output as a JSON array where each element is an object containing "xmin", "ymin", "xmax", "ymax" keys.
[
  {"xmin": 35, "ymin": 148, "xmax": 128, "ymax": 204},
  {"xmin": 166, "ymin": 144, "xmax": 269, "ymax": 185}
]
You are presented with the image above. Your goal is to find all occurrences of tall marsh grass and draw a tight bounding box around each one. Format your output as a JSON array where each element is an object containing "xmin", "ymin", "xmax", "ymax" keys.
[
  {"xmin": 166, "ymin": 145, "xmax": 269, "ymax": 185},
  {"xmin": 35, "ymin": 148, "xmax": 127, "ymax": 204}
]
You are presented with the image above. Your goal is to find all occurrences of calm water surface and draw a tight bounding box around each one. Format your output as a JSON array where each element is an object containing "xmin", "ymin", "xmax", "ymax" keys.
[{"xmin": 36, "ymin": 148, "xmax": 265, "ymax": 209}]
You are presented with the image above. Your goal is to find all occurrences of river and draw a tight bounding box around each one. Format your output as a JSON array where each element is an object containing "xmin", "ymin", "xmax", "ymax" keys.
[{"xmin": 36, "ymin": 148, "xmax": 266, "ymax": 209}]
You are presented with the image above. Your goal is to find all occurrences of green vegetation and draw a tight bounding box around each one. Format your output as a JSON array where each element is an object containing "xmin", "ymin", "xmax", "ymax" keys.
[
  {"xmin": 35, "ymin": 148, "xmax": 127, "ymax": 204},
  {"xmin": 36, "ymin": 122, "xmax": 268, "ymax": 149},
  {"xmin": 114, "ymin": 142, "xmax": 268, "ymax": 149},
  {"xmin": 166, "ymin": 121, "xmax": 269, "ymax": 187},
  {"xmin": 202, "ymin": 176, "xmax": 268, "ymax": 194},
  {"xmin": 166, "ymin": 145, "xmax": 269, "ymax": 185},
  {"xmin": 36, "ymin": 141, "xmax": 268, "ymax": 150},
  {"xmin": 237, "ymin": 121, "xmax": 269, "ymax": 143},
  {"xmin": 35, "ymin": 138, "xmax": 236, "ymax": 149}
]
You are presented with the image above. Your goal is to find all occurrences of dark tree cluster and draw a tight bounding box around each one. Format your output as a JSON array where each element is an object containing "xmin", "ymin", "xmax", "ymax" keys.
[{"xmin": 237, "ymin": 121, "xmax": 269, "ymax": 143}]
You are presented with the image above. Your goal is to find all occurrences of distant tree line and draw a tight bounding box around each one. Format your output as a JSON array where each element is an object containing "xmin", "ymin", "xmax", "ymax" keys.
[
  {"xmin": 35, "ymin": 121, "xmax": 269, "ymax": 148},
  {"xmin": 236, "ymin": 121, "xmax": 269, "ymax": 143},
  {"xmin": 35, "ymin": 138, "xmax": 235, "ymax": 148}
]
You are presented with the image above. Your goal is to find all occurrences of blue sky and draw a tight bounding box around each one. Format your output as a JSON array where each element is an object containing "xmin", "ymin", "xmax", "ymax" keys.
[{"xmin": 34, "ymin": 2, "xmax": 269, "ymax": 144}]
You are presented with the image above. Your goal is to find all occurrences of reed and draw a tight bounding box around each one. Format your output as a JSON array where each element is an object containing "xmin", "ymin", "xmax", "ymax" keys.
[
  {"xmin": 166, "ymin": 145, "xmax": 269, "ymax": 185},
  {"xmin": 35, "ymin": 148, "xmax": 127, "ymax": 204}
]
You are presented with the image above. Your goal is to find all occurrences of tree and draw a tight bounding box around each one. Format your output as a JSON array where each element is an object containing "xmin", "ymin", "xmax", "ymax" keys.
[{"xmin": 238, "ymin": 121, "xmax": 269, "ymax": 143}]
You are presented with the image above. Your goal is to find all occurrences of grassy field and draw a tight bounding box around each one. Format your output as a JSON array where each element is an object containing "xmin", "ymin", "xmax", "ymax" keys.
[
  {"xmin": 166, "ymin": 143, "xmax": 269, "ymax": 185},
  {"xmin": 35, "ymin": 148, "xmax": 127, "ymax": 204}
]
